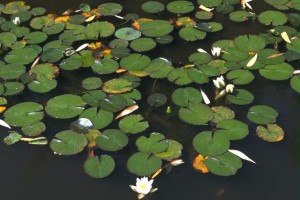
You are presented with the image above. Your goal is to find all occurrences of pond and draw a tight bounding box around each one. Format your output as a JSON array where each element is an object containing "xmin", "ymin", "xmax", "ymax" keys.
[{"xmin": 0, "ymin": 0, "xmax": 299, "ymax": 200}]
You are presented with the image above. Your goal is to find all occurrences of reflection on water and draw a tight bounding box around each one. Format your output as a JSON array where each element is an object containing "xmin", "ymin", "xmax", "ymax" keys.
[{"xmin": 0, "ymin": 0, "xmax": 299, "ymax": 200}]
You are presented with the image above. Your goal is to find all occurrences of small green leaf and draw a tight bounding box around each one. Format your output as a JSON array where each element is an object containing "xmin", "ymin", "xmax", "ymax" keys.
[
  {"xmin": 147, "ymin": 93, "xmax": 167, "ymax": 107},
  {"xmin": 136, "ymin": 132, "xmax": 169, "ymax": 154},
  {"xmin": 247, "ymin": 105, "xmax": 279, "ymax": 125},
  {"xmin": 96, "ymin": 129, "xmax": 128, "ymax": 151},
  {"xmin": 256, "ymin": 124, "xmax": 284, "ymax": 142},
  {"xmin": 290, "ymin": 75, "xmax": 300, "ymax": 93},
  {"xmin": 226, "ymin": 89, "xmax": 254, "ymax": 105},
  {"xmin": 3, "ymin": 132, "xmax": 22, "ymax": 145},
  {"xmin": 154, "ymin": 140, "xmax": 183, "ymax": 161},
  {"xmin": 258, "ymin": 10, "xmax": 288, "ymax": 26},
  {"xmin": 179, "ymin": 103, "xmax": 213, "ymax": 125},
  {"xmin": 118, "ymin": 114, "xmax": 149, "ymax": 134},
  {"xmin": 259, "ymin": 62, "xmax": 294, "ymax": 80},
  {"xmin": 172, "ymin": 87, "xmax": 202, "ymax": 107},
  {"xmin": 216, "ymin": 119, "xmax": 249, "ymax": 140},
  {"xmin": 84, "ymin": 155, "xmax": 115, "ymax": 178}
]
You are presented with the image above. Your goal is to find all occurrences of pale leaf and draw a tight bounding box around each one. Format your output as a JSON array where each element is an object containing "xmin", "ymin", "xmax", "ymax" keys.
[
  {"xmin": 267, "ymin": 53, "xmax": 284, "ymax": 59},
  {"xmin": 116, "ymin": 69, "xmax": 127, "ymax": 73},
  {"xmin": 85, "ymin": 15, "xmax": 96, "ymax": 22},
  {"xmin": 200, "ymin": 88, "xmax": 210, "ymax": 105},
  {"xmin": 115, "ymin": 104, "xmax": 139, "ymax": 120},
  {"xmin": 246, "ymin": 53, "xmax": 258, "ymax": 67},
  {"xmin": 0, "ymin": 119, "xmax": 11, "ymax": 129},
  {"xmin": 31, "ymin": 57, "xmax": 40, "ymax": 68},
  {"xmin": 228, "ymin": 149, "xmax": 256, "ymax": 164},
  {"xmin": 293, "ymin": 70, "xmax": 300, "ymax": 75},
  {"xmin": 199, "ymin": 5, "xmax": 214, "ymax": 12},
  {"xmin": 76, "ymin": 43, "xmax": 89, "ymax": 52},
  {"xmin": 151, "ymin": 168, "xmax": 162, "ymax": 179},
  {"xmin": 281, "ymin": 32, "xmax": 291, "ymax": 44}
]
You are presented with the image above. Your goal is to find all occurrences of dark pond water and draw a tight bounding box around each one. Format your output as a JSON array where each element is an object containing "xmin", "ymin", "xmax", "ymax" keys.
[{"xmin": 0, "ymin": 0, "xmax": 299, "ymax": 200}]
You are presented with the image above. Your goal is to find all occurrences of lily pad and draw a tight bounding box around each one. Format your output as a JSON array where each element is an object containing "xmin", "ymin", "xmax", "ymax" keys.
[
  {"xmin": 103, "ymin": 78, "xmax": 133, "ymax": 94},
  {"xmin": 171, "ymin": 87, "xmax": 202, "ymax": 107},
  {"xmin": 3, "ymin": 132, "xmax": 22, "ymax": 145},
  {"xmin": 120, "ymin": 53, "xmax": 151, "ymax": 71},
  {"xmin": 5, "ymin": 47, "xmax": 38, "ymax": 65},
  {"xmin": 258, "ymin": 10, "xmax": 287, "ymax": 26},
  {"xmin": 216, "ymin": 119, "xmax": 249, "ymax": 140},
  {"xmin": 0, "ymin": 32, "xmax": 17, "ymax": 47},
  {"xmin": 45, "ymin": 94, "xmax": 86, "ymax": 119},
  {"xmin": 136, "ymin": 132, "xmax": 169, "ymax": 154},
  {"xmin": 203, "ymin": 152, "xmax": 242, "ymax": 176},
  {"xmin": 3, "ymin": 82, "xmax": 25, "ymax": 96},
  {"xmin": 167, "ymin": 1, "xmax": 194, "ymax": 14},
  {"xmin": 82, "ymin": 77, "xmax": 102, "ymax": 90},
  {"xmin": 142, "ymin": 1, "xmax": 165, "ymax": 13},
  {"xmin": 84, "ymin": 21, "xmax": 115, "ymax": 39},
  {"xmin": 247, "ymin": 105, "xmax": 279, "ymax": 125},
  {"xmin": 115, "ymin": 27, "xmax": 141, "ymax": 41},
  {"xmin": 145, "ymin": 57, "xmax": 174, "ymax": 79},
  {"xmin": 179, "ymin": 27, "xmax": 206, "ymax": 41},
  {"xmin": 21, "ymin": 121, "xmax": 46, "ymax": 136},
  {"xmin": 193, "ymin": 131, "xmax": 230, "ymax": 156},
  {"xmin": 97, "ymin": 3, "xmax": 123, "ymax": 16},
  {"xmin": 0, "ymin": 64, "xmax": 25, "ymax": 80},
  {"xmin": 154, "ymin": 140, "xmax": 183, "ymax": 161},
  {"xmin": 257, "ymin": 48, "xmax": 285, "ymax": 65},
  {"xmin": 99, "ymin": 94, "xmax": 127, "ymax": 112},
  {"xmin": 41, "ymin": 48, "xmax": 64, "ymax": 63},
  {"xmin": 92, "ymin": 59, "xmax": 119, "ymax": 75},
  {"xmin": 197, "ymin": 0, "xmax": 222, "ymax": 7},
  {"xmin": 127, "ymin": 152, "xmax": 162, "ymax": 176},
  {"xmin": 234, "ymin": 35, "xmax": 266, "ymax": 52},
  {"xmin": 179, "ymin": 102, "xmax": 213, "ymax": 125},
  {"xmin": 226, "ymin": 89, "xmax": 254, "ymax": 105},
  {"xmin": 290, "ymin": 75, "xmax": 300, "ymax": 93},
  {"xmin": 140, "ymin": 20, "xmax": 174, "ymax": 37},
  {"xmin": 24, "ymin": 31, "xmax": 47, "ymax": 44},
  {"xmin": 2, "ymin": 1, "xmax": 30, "ymax": 14},
  {"xmin": 222, "ymin": 48, "xmax": 249, "ymax": 62},
  {"xmin": 229, "ymin": 11, "xmax": 253, "ymax": 22},
  {"xmin": 4, "ymin": 102, "xmax": 44, "ymax": 127},
  {"xmin": 147, "ymin": 93, "xmax": 167, "ymax": 108},
  {"xmin": 130, "ymin": 37, "xmax": 156, "ymax": 52},
  {"xmin": 168, "ymin": 67, "xmax": 193, "ymax": 85},
  {"xmin": 259, "ymin": 62, "xmax": 294, "ymax": 80},
  {"xmin": 211, "ymin": 106, "xmax": 235, "ymax": 124},
  {"xmin": 226, "ymin": 69, "xmax": 255, "ymax": 85},
  {"xmin": 60, "ymin": 55, "xmax": 83, "ymax": 71},
  {"xmin": 118, "ymin": 114, "xmax": 149, "ymax": 134},
  {"xmin": 50, "ymin": 130, "xmax": 88, "ymax": 155},
  {"xmin": 81, "ymin": 90, "xmax": 106, "ymax": 107},
  {"xmin": 84, "ymin": 155, "xmax": 115, "ymax": 178},
  {"xmin": 256, "ymin": 124, "xmax": 284, "ymax": 142},
  {"xmin": 189, "ymin": 52, "xmax": 212, "ymax": 65},
  {"xmin": 30, "ymin": 16, "xmax": 54, "ymax": 29},
  {"xmin": 80, "ymin": 108, "xmax": 113, "ymax": 129},
  {"xmin": 27, "ymin": 78, "xmax": 57, "ymax": 93},
  {"xmin": 96, "ymin": 129, "xmax": 128, "ymax": 151}
]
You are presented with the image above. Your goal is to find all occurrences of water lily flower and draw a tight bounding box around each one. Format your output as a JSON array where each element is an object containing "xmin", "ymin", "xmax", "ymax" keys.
[
  {"xmin": 226, "ymin": 84, "xmax": 235, "ymax": 93},
  {"xmin": 129, "ymin": 177, "xmax": 157, "ymax": 199},
  {"xmin": 12, "ymin": 17, "xmax": 21, "ymax": 25},
  {"xmin": 170, "ymin": 158, "xmax": 184, "ymax": 166},
  {"xmin": 241, "ymin": 0, "xmax": 253, "ymax": 10},
  {"xmin": 213, "ymin": 75, "xmax": 225, "ymax": 89},
  {"xmin": 211, "ymin": 47, "xmax": 222, "ymax": 57}
]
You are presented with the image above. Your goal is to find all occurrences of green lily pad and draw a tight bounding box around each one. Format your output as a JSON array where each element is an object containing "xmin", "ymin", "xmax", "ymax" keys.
[
  {"xmin": 147, "ymin": 93, "xmax": 167, "ymax": 108},
  {"xmin": 24, "ymin": 31, "xmax": 47, "ymax": 44},
  {"xmin": 3, "ymin": 82, "xmax": 25, "ymax": 96},
  {"xmin": 97, "ymin": 3, "xmax": 123, "ymax": 16},
  {"xmin": 120, "ymin": 53, "xmax": 151, "ymax": 71},
  {"xmin": 118, "ymin": 114, "xmax": 149, "ymax": 134},
  {"xmin": 30, "ymin": 16, "xmax": 54, "ymax": 29},
  {"xmin": 265, "ymin": 0, "xmax": 289, "ymax": 10},
  {"xmin": 0, "ymin": 64, "xmax": 25, "ymax": 80},
  {"xmin": 10, "ymin": 26, "xmax": 30, "ymax": 38},
  {"xmin": 127, "ymin": 152, "xmax": 162, "ymax": 176},
  {"xmin": 92, "ymin": 59, "xmax": 119, "ymax": 75},
  {"xmin": 27, "ymin": 78, "xmax": 57, "ymax": 93},
  {"xmin": 145, "ymin": 57, "xmax": 174, "ymax": 79},
  {"xmin": 81, "ymin": 90, "xmax": 106, "ymax": 107},
  {"xmin": 0, "ymin": 32, "xmax": 17, "ymax": 47},
  {"xmin": 247, "ymin": 105, "xmax": 279, "ymax": 125},
  {"xmin": 99, "ymin": 94, "xmax": 127, "ymax": 112},
  {"xmin": 172, "ymin": 87, "xmax": 202, "ymax": 107},
  {"xmin": 197, "ymin": 0, "xmax": 222, "ymax": 7},
  {"xmin": 82, "ymin": 77, "xmax": 102, "ymax": 90},
  {"xmin": 21, "ymin": 121, "xmax": 46, "ymax": 136},
  {"xmin": 4, "ymin": 47, "xmax": 38, "ymax": 65},
  {"xmin": 211, "ymin": 106, "xmax": 235, "ymax": 124},
  {"xmin": 216, "ymin": 119, "xmax": 249, "ymax": 140},
  {"xmin": 226, "ymin": 69, "xmax": 255, "ymax": 85},
  {"xmin": 193, "ymin": 131, "xmax": 230, "ymax": 156},
  {"xmin": 286, "ymin": 38, "xmax": 300, "ymax": 54},
  {"xmin": 79, "ymin": 3, "xmax": 91, "ymax": 12},
  {"xmin": 290, "ymin": 75, "xmax": 300, "ymax": 93},
  {"xmin": 111, "ymin": 46, "xmax": 131, "ymax": 58},
  {"xmin": 4, "ymin": 102, "xmax": 44, "ymax": 127},
  {"xmin": 84, "ymin": 155, "xmax": 115, "ymax": 178},
  {"xmin": 179, "ymin": 27, "xmax": 206, "ymax": 41},
  {"xmin": 229, "ymin": 11, "xmax": 253, "ymax": 22},
  {"xmin": 234, "ymin": 35, "xmax": 266, "ymax": 52},
  {"xmin": 103, "ymin": 78, "xmax": 133, "ymax": 94},
  {"xmin": 195, "ymin": 11, "xmax": 213, "ymax": 20},
  {"xmin": 2, "ymin": 1, "xmax": 30, "ymax": 14},
  {"xmin": 60, "ymin": 54, "xmax": 83, "ymax": 71},
  {"xmin": 84, "ymin": 21, "xmax": 115, "ymax": 39},
  {"xmin": 120, "ymin": 89, "xmax": 142, "ymax": 105},
  {"xmin": 80, "ymin": 107, "xmax": 113, "ymax": 129},
  {"xmin": 167, "ymin": 1, "xmax": 194, "ymax": 14},
  {"xmin": 3, "ymin": 132, "xmax": 22, "ymax": 145},
  {"xmin": 80, "ymin": 50, "xmax": 94, "ymax": 67},
  {"xmin": 96, "ymin": 129, "xmax": 128, "ymax": 151},
  {"xmin": 187, "ymin": 68, "xmax": 208, "ymax": 84},
  {"xmin": 256, "ymin": 124, "xmax": 284, "ymax": 142},
  {"xmin": 140, "ymin": 20, "xmax": 174, "ymax": 37},
  {"xmin": 109, "ymin": 39, "xmax": 129, "ymax": 48},
  {"xmin": 168, "ymin": 67, "xmax": 193, "ymax": 85},
  {"xmin": 179, "ymin": 102, "xmax": 213, "ymax": 125},
  {"xmin": 194, "ymin": 22, "xmax": 212, "ymax": 32},
  {"xmin": 226, "ymin": 89, "xmax": 254, "ymax": 105},
  {"xmin": 142, "ymin": 1, "xmax": 165, "ymax": 13},
  {"xmin": 45, "ymin": 94, "xmax": 86, "ymax": 119},
  {"xmin": 203, "ymin": 152, "xmax": 242, "ymax": 176},
  {"xmin": 136, "ymin": 132, "xmax": 169, "ymax": 154},
  {"xmin": 222, "ymin": 48, "xmax": 249, "ymax": 62},
  {"xmin": 257, "ymin": 48, "xmax": 285, "ymax": 65},
  {"xmin": 41, "ymin": 48, "xmax": 64, "ymax": 63},
  {"xmin": 42, "ymin": 22, "xmax": 65, "ymax": 35},
  {"xmin": 155, "ymin": 35, "xmax": 174, "ymax": 44},
  {"xmin": 258, "ymin": 10, "xmax": 288, "ymax": 26},
  {"xmin": 50, "ymin": 130, "xmax": 88, "ymax": 155},
  {"xmin": 130, "ymin": 37, "xmax": 156, "ymax": 52},
  {"xmin": 208, "ymin": 22, "xmax": 223, "ymax": 32},
  {"xmin": 30, "ymin": 7, "xmax": 46, "ymax": 16},
  {"xmin": 154, "ymin": 140, "xmax": 183, "ymax": 161},
  {"xmin": 259, "ymin": 62, "xmax": 294, "ymax": 80},
  {"xmin": 189, "ymin": 52, "xmax": 212, "ymax": 65},
  {"xmin": 29, "ymin": 63, "xmax": 58, "ymax": 80},
  {"xmin": 115, "ymin": 27, "xmax": 141, "ymax": 41}
]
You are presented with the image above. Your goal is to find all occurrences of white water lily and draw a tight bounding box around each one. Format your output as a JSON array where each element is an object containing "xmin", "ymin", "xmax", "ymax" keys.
[
  {"xmin": 12, "ymin": 17, "xmax": 21, "ymax": 25},
  {"xmin": 129, "ymin": 177, "xmax": 157, "ymax": 199},
  {"xmin": 211, "ymin": 47, "xmax": 222, "ymax": 57},
  {"xmin": 226, "ymin": 84, "xmax": 235, "ymax": 93},
  {"xmin": 213, "ymin": 75, "xmax": 225, "ymax": 89},
  {"xmin": 241, "ymin": 0, "xmax": 253, "ymax": 10}
]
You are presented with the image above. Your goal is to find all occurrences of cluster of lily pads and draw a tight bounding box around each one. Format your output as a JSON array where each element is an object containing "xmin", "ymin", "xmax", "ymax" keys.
[{"xmin": 0, "ymin": 0, "xmax": 300, "ymax": 184}]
